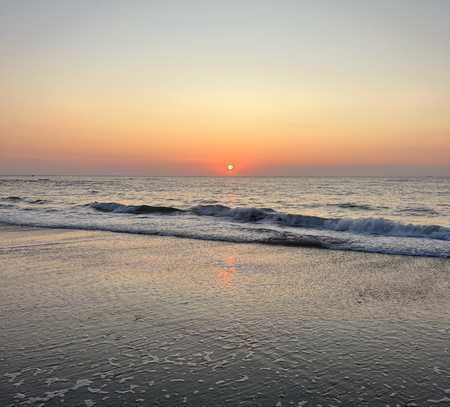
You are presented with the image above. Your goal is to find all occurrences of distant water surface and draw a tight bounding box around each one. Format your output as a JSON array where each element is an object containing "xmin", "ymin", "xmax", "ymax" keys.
[{"xmin": 0, "ymin": 176, "xmax": 449, "ymax": 257}]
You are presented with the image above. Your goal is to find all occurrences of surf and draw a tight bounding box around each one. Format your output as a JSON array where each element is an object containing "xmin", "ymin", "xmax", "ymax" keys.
[{"xmin": 89, "ymin": 202, "xmax": 450, "ymax": 242}]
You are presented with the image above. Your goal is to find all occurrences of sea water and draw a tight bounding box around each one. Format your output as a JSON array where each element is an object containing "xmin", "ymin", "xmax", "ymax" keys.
[{"xmin": 0, "ymin": 176, "xmax": 449, "ymax": 257}]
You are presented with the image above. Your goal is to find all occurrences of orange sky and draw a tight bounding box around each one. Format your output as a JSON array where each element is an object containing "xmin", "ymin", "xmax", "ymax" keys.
[{"xmin": 1, "ymin": 1, "xmax": 450, "ymax": 176}]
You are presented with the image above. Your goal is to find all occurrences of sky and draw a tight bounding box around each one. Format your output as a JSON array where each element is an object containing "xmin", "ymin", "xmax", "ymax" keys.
[{"xmin": 1, "ymin": 0, "xmax": 450, "ymax": 176}]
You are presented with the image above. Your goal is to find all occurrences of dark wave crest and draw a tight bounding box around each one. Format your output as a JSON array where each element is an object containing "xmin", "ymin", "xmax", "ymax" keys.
[
  {"xmin": 327, "ymin": 202, "xmax": 386, "ymax": 210},
  {"xmin": 91, "ymin": 202, "xmax": 184, "ymax": 214},
  {"xmin": 1, "ymin": 196, "xmax": 48, "ymax": 204},
  {"xmin": 2, "ymin": 196, "xmax": 22, "ymax": 202},
  {"xmin": 89, "ymin": 202, "xmax": 450, "ymax": 242}
]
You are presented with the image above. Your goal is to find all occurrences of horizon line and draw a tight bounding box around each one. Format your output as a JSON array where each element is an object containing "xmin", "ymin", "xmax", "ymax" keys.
[{"xmin": 1, "ymin": 174, "xmax": 449, "ymax": 178}]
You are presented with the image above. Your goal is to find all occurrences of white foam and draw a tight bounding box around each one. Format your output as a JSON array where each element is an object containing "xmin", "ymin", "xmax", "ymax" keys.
[
  {"xmin": 72, "ymin": 379, "xmax": 93, "ymax": 390},
  {"xmin": 1, "ymin": 200, "xmax": 450, "ymax": 258}
]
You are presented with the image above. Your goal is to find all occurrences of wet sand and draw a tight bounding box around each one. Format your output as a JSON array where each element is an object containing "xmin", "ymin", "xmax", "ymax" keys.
[{"xmin": 1, "ymin": 225, "xmax": 449, "ymax": 406}]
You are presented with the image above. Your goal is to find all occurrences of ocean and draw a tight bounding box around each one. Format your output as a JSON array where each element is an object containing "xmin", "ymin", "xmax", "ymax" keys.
[
  {"xmin": 1, "ymin": 177, "xmax": 450, "ymax": 406},
  {"xmin": 1, "ymin": 175, "xmax": 449, "ymax": 257}
]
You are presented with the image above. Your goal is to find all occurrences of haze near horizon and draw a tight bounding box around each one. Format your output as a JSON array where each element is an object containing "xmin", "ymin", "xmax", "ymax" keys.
[{"xmin": 1, "ymin": 0, "xmax": 450, "ymax": 176}]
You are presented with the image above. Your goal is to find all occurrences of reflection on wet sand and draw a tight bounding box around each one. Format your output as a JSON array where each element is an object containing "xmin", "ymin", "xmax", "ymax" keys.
[
  {"xmin": 1, "ymin": 228, "xmax": 449, "ymax": 406},
  {"xmin": 216, "ymin": 256, "xmax": 238, "ymax": 288}
]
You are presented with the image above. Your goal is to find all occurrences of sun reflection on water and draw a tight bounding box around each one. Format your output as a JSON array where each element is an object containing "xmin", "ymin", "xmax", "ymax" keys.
[{"xmin": 216, "ymin": 256, "xmax": 238, "ymax": 288}]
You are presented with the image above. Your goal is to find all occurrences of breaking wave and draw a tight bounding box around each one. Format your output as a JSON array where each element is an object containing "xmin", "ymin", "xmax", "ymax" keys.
[
  {"xmin": 0, "ymin": 218, "xmax": 347, "ymax": 251},
  {"xmin": 90, "ymin": 202, "xmax": 183, "ymax": 214},
  {"xmin": 89, "ymin": 202, "xmax": 450, "ymax": 242}
]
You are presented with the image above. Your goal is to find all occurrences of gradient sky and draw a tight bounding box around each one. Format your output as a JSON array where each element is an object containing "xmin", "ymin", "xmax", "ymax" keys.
[{"xmin": 1, "ymin": 0, "xmax": 450, "ymax": 176}]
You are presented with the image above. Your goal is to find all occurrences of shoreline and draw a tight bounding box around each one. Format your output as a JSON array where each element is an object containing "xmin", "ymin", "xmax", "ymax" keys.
[
  {"xmin": 1, "ymin": 224, "xmax": 450, "ymax": 318},
  {"xmin": 1, "ymin": 220, "xmax": 449, "ymax": 259},
  {"xmin": 1, "ymin": 225, "xmax": 449, "ymax": 406}
]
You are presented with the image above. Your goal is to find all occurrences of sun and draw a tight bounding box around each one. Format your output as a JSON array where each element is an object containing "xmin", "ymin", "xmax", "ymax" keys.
[{"xmin": 227, "ymin": 163, "xmax": 235, "ymax": 171}]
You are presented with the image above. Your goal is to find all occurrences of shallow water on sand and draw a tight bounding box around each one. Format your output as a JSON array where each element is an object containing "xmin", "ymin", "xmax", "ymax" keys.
[{"xmin": 0, "ymin": 227, "xmax": 449, "ymax": 406}]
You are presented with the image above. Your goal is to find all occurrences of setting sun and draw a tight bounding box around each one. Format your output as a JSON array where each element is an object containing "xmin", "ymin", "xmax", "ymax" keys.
[{"xmin": 1, "ymin": 3, "xmax": 450, "ymax": 406}]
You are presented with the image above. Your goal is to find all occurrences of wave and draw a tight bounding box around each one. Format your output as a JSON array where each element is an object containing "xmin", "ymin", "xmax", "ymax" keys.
[
  {"xmin": 190, "ymin": 204, "xmax": 450, "ymax": 241},
  {"xmin": 0, "ymin": 218, "xmax": 346, "ymax": 251},
  {"xmin": 327, "ymin": 202, "xmax": 379, "ymax": 210},
  {"xmin": 1, "ymin": 196, "xmax": 48, "ymax": 204},
  {"xmin": 396, "ymin": 207, "xmax": 439, "ymax": 216},
  {"xmin": 1, "ymin": 217, "xmax": 449, "ymax": 258},
  {"xmin": 89, "ymin": 202, "xmax": 450, "ymax": 242},
  {"xmin": 0, "ymin": 178, "xmax": 51, "ymax": 184},
  {"xmin": 321, "ymin": 217, "xmax": 450, "ymax": 241},
  {"xmin": 191, "ymin": 204, "xmax": 273, "ymax": 221},
  {"xmin": 90, "ymin": 202, "xmax": 184, "ymax": 214}
]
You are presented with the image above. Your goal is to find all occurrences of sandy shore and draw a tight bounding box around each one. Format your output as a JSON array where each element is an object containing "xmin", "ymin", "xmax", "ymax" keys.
[{"xmin": 1, "ymin": 225, "xmax": 449, "ymax": 406}]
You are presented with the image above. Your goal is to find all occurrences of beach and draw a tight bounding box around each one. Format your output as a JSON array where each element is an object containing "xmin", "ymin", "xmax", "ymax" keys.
[
  {"xmin": 1, "ymin": 225, "xmax": 449, "ymax": 406},
  {"xmin": 3, "ymin": 0, "xmax": 450, "ymax": 404}
]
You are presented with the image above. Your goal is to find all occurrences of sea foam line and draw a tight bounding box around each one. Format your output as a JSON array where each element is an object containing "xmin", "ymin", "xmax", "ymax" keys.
[{"xmin": 89, "ymin": 202, "xmax": 450, "ymax": 242}]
